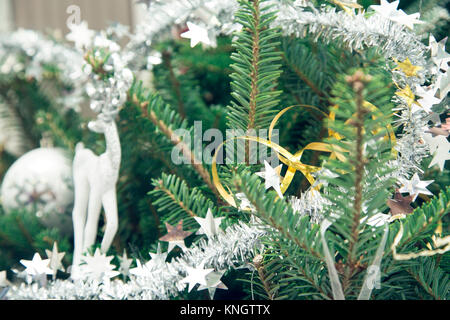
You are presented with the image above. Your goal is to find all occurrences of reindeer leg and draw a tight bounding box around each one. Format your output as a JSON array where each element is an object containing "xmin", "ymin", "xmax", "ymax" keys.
[
  {"xmin": 71, "ymin": 175, "xmax": 89, "ymax": 278},
  {"xmin": 100, "ymin": 188, "xmax": 118, "ymax": 254},
  {"xmin": 83, "ymin": 188, "xmax": 103, "ymax": 252}
]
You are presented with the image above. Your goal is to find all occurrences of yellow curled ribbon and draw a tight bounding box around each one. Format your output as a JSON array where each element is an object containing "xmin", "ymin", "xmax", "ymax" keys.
[
  {"xmin": 212, "ymin": 105, "xmax": 345, "ymax": 208},
  {"xmin": 212, "ymin": 103, "xmax": 397, "ymax": 208}
]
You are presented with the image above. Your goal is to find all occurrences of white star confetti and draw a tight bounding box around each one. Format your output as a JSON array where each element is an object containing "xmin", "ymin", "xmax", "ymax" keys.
[
  {"xmin": 181, "ymin": 262, "xmax": 214, "ymax": 292},
  {"xmin": 20, "ymin": 253, "xmax": 53, "ymax": 278},
  {"xmin": 118, "ymin": 250, "xmax": 133, "ymax": 277},
  {"xmin": 45, "ymin": 242, "xmax": 66, "ymax": 279},
  {"xmin": 197, "ymin": 269, "xmax": 228, "ymax": 299},
  {"xmin": 81, "ymin": 248, "xmax": 120, "ymax": 281},
  {"xmin": 370, "ymin": 0, "xmax": 424, "ymax": 30},
  {"xmin": 256, "ymin": 160, "xmax": 284, "ymax": 198},
  {"xmin": 415, "ymin": 85, "xmax": 442, "ymax": 113},
  {"xmin": 428, "ymin": 138, "xmax": 450, "ymax": 171},
  {"xmin": 180, "ymin": 22, "xmax": 216, "ymax": 48},
  {"xmin": 194, "ymin": 208, "xmax": 224, "ymax": 238},
  {"xmin": 398, "ymin": 173, "xmax": 434, "ymax": 201}
]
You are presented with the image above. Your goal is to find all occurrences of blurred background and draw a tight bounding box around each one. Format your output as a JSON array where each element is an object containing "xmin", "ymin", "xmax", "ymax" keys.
[{"xmin": 0, "ymin": 0, "xmax": 145, "ymax": 34}]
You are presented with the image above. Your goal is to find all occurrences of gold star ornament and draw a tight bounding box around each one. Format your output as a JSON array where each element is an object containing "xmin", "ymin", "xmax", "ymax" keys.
[
  {"xmin": 395, "ymin": 85, "xmax": 420, "ymax": 108},
  {"xmin": 393, "ymin": 58, "xmax": 423, "ymax": 77}
]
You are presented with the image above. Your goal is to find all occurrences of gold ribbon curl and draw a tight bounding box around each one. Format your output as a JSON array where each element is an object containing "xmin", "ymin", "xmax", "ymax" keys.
[{"xmin": 212, "ymin": 103, "xmax": 397, "ymax": 208}]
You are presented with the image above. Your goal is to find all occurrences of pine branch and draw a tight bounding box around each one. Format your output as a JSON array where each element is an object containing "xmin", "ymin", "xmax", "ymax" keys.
[
  {"xmin": 232, "ymin": 171, "xmax": 325, "ymax": 261},
  {"xmin": 406, "ymin": 257, "xmax": 450, "ymax": 300},
  {"xmin": 150, "ymin": 173, "xmax": 218, "ymax": 230},
  {"xmin": 343, "ymin": 71, "xmax": 371, "ymax": 289},
  {"xmin": 129, "ymin": 86, "xmax": 220, "ymax": 200},
  {"xmin": 227, "ymin": 0, "xmax": 283, "ymax": 132}
]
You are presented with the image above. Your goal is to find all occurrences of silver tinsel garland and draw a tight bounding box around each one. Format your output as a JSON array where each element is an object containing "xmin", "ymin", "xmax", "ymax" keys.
[{"xmin": 6, "ymin": 221, "xmax": 265, "ymax": 300}]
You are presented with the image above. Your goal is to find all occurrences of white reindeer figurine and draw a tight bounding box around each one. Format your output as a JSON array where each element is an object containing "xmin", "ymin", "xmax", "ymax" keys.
[{"xmin": 71, "ymin": 111, "xmax": 121, "ymax": 278}]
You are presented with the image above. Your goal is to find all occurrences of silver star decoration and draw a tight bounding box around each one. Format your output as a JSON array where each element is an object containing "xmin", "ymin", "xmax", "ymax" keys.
[
  {"xmin": 129, "ymin": 244, "xmax": 168, "ymax": 277},
  {"xmin": 370, "ymin": 0, "xmax": 424, "ymax": 30},
  {"xmin": 45, "ymin": 242, "xmax": 65, "ymax": 279},
  {"xmin": 81, "ymin": 248, "xmax": 120, "ymax": 281},
  {"xmin": 148, "ymin": 243, "xmax": 168, "ymax": 268},
  {"xmin": 197, "ymin": 269, "xmax": 228, "ymax": 299},
  {"xmin": 392, "ymin": 11, "xmax": 423, "ymax": 30},
  {"xmin": 428, "ymin": 137, "xmax": 450, "ymax": 171},
  {"xmin": 256, "ymin": 160, "xmax": 284, "ymax": 198},
  {"xmin": 194, "ymin": 208, "xmax": 224, "ymax": 238},
  {"xmin": 429, "ymin": 35, "xmax": 450, "ymax": 72},
  {"xmin": 437, "ymin": 71, "xmax": 449, "ymax": 99},
  {"xmin": 0, "ymin": 271, "xmax": 11, "ymax": 287},
  {"xmin": 20, "ymin": 253, "xmax": 53, "ymax": 279},
  {"xmin": 398, "ymin": 173, "xmax": 434, "ymax": 201},
  {"xmin": 118, "ymin": 250, "xmax": 133, "ymax": 277},
  {"xmin": 180, "ymin": 22, "xmax": 216, "ymax": 48},
  {"xmin": 415, "ymin": 85, "xmax": 442, "ymax": 113},
  {"xmin": 370, "ymin": 0, "xmax": 400, "ymax": 18},
  {"xmin": 129, "ymin": 260, "xmax": 152, "ymax": 278},
  {"xmin": 181, "ymin": 262, "xmax": 214, "ymax": 292}
]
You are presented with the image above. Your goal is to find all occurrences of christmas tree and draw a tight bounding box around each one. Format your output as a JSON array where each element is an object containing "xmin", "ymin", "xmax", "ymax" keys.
[{"xmin": 0, "ymin": 0, "xmax": 449, "ymax": 300}]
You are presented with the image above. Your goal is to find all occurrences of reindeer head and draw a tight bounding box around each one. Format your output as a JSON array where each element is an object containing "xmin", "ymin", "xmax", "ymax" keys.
[{"xmin": 87, "ymin": 112, "xmax": 116, "ymax": 133}]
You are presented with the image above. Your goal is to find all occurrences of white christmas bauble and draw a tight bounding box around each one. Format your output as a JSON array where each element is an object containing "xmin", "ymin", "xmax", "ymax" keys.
[{"xmin": 0, "ymin": 148, "xmax": 74, "ymax": 232}]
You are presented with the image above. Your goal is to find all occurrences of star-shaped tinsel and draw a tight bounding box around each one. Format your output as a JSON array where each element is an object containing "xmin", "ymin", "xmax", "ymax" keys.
[
  {"xmin": 415, "ymin": 85, "xmax": 441, "ymax": 113},
  {"xmin": 66, "ymin": 21, "xmax": 95, "ymax": 50},
  {"xmin": 370, "ymin": 0, "xmax": 424, "ymax": 30},
  {"xmin": 428, "ymin": 137, "xmax": 450, "ymax": 171},
  {"xmin": 437, "ymin": 71, "xmax": 449, "ymax": 99},
  {"xmin": 256, "ymin": 160, "xmax": 284, "ymax": 198},
  {"xmin": 129, "ymin": 244, "xmax": 169, "ymax": 277},
  {"xmin": 194, "ymin": 208, "xmax": 224, "ymax": 238},
  {"xmin": 159, "ymin": 220, "xmax": 192, "ymax": 252},
  {"xmin": 398, "ymin": 173, "xmax": 433, "ymax": 201},
  {"xmin": 396, "ymin": 85, "xmax": 419, "ymax": 108},
  {"xmin": 118, "ymin": 250, "xmax": 133, "ymax": 277},
  {"xmin": 181, "ymin": 262, "xmax": 214, "ymax": 292},
  {"xmin": 393, "ymin": 58, "xmax": 422, "ymax": 77},
  {"xmin": 45, "ymin": 242, "xmax": 65, "ymax": 279},
  {"xmin": 429, "ymin": 35, "xmax": 450, "ymax": 72},
  {"xmin": 387, "ymin": 190, "xmax": 415, "ymax": 215},
  {"xmin": 129, "ymin": 260, "xmax": 152, "ymax": 278},
  {"xmin": 180, "ymin": 22, "xmax": 216, "ymax": 48},
  {"xmin": 149, "ymin": 242, "xmax": 168, "ymax": 267},
  {"xmin": 197, "ymin": 269, "xmax": 228, "ymax": 299},
  {"xmin": 81, "ymin": 248, "xmax": 120, "ymax": 281},
  {"xmin": 20, "ymin": 253, "xmax": 53, "ymax": 278}
]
